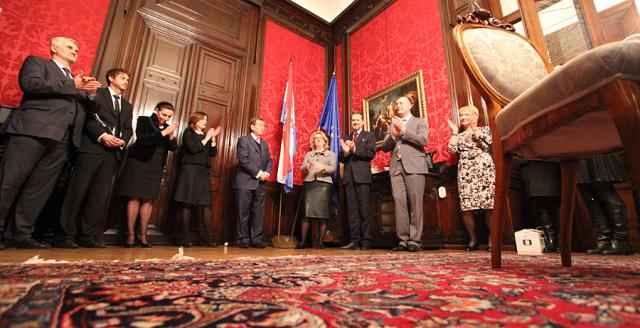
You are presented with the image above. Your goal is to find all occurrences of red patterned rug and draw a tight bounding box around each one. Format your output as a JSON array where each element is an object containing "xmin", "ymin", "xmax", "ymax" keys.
[{"xmin": 1, "ymin": 253, "xmax": 639, "ymax": 327}]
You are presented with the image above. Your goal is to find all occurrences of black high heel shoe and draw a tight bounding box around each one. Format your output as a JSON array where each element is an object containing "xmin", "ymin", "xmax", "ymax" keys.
[
  {"xmin": 465, "ymin": 242, "xmax": 479, "ymax": 251},
  {"xmin": 137, "ymin": 235, "xmax": 152, "ymax": 248},
  {"xmin": 124, "ymin": 236, "xmax": 136, "ymax": 248},
  {"xmin": 295, "ymin": 242, "xmax": 306, "ymax": 249}
]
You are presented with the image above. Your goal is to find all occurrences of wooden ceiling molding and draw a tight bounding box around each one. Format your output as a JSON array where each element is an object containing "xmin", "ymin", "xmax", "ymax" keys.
[{"xmin": 262, "ymin": 0, "xmax": 333, "ymax": 44}]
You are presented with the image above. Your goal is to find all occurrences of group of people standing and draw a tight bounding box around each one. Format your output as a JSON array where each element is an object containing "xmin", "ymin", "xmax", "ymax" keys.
[
  {"xmin": 0, "ymin": 36, "xmax": 221, "ymax": 249},
  {"xmin": 295, "ymin": 92, "xmax": 431, "ymax": 251},
  {"xmin": 0, "ymin": 36, "xmax": 634, "ymax": 254}
]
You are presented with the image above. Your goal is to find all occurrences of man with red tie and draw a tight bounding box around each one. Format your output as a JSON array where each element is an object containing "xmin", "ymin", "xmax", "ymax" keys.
[
  {"xmin": 0, "ymin": 36, "xmax": 101, "ymax": 249},
  {"xmin": 339, "ymin": 112, "xmax": 377, "ymax": 250}
]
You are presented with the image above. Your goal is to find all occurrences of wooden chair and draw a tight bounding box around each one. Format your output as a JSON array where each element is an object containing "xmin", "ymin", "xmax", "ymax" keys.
[{"xmin": 452, "ymin": 7, "xmax": 640, "ymax": 268}]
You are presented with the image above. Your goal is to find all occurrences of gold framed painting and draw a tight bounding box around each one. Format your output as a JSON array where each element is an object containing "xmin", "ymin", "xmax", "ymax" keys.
[{"xmin": 362, "ymin": 70, "xmax": 427, "ymax": 148}]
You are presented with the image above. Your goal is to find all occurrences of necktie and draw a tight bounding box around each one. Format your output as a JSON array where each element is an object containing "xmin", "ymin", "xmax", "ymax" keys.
[
  {"xmin": 397, "ymin": 120, "xmax": 407, "ymax": 160},
  {"xmin": 113, "ymin": 95, "xmax": 121, "ymax": 137},
  {"xmin": 113, "ymin": 95, "xmax": 120, "ymax": 113},
  {"xmin": 63, "ymin": 67, "xmax": 72, "ymax": 80},
  {"xmin": 353, "ymin": 131, "xmax": 358, "ymax": 142},
  {"xmin": 113, "ymin": 95, "xmax": 121, "ymax": 112}
]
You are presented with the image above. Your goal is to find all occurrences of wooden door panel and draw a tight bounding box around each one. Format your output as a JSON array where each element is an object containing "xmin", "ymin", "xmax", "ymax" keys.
[
  {"xmin": 190, "ymin": 47, "xmax": 241, "ymax": 243},
  {"xmin": 140, "ymin": 0, "xmax": 254, "ymax": 50},
  {"xmin": 103, "ymin": 0, "xmax": 258, "ymax": 245}
]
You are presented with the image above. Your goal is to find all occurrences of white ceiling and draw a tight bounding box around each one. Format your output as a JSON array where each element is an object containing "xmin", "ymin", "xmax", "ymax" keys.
[{"xmin": 289, "ymin": 0, "xmax": 357, "ymax": 22}]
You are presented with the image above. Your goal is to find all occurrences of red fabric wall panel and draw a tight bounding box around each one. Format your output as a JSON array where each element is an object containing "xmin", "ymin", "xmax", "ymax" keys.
[
  {"xmin": 350, "ymin": 0, "xmax": 454, "ymax": 171},
  {"xmin": 259, "ymin": 20, "xmax": 327, "ymax": 185},
  {"xmin": 0, "ymin": 0, "xmax": 110, "ymax": 107}
]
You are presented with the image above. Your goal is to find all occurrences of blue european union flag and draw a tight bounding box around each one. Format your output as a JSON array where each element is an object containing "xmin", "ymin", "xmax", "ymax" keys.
[{"xmin": 318, "ymin": 74, "xmax": 341, "ymax": 204}]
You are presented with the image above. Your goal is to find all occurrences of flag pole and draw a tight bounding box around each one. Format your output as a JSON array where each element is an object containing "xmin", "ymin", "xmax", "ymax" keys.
[
  {"xmin": 271, "ymin": 58, "xmax": 298, "ymax": 249},
  {"xmin": 277, "ymin": 184, "xmax": 283, "ymax": 236}
]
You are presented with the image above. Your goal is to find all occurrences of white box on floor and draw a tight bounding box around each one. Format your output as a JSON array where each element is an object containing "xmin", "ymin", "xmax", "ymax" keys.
[{"xmin": 514, "ymin": 229, "xmax": 545, "ymax": 255}]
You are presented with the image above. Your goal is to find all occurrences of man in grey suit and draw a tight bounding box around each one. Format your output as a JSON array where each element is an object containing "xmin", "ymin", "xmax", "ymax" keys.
[
  {"xmin": 339, "ymin": 112, "xmax": 376, "ymax": 250},
  {"xmin": 381, "ymin": 95, "xmax": 429, "ymax": 252},
  {"xmin": 233, "ymin": 117, "xmax": 273, "ymax": 248},
  {"xmin": 0, "ymin": 36, "xmax": 101, "ymax": 249}
]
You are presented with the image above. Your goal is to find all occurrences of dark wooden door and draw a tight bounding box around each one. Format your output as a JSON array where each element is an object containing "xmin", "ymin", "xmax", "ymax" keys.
[{"xmin": 101, "ymin": 0, "xmax": 259, "ymax": 244}]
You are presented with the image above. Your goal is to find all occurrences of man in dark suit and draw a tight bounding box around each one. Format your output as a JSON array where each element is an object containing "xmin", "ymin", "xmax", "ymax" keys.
[
  {"xmin": 55, "ymin": 68, "xmax": 133, "ymax": 248},
  {"xmin": 339, "ymin": 112, "xmax": 376, "ymax": 250},
  {"xmin": 381, "ymin": 95, "xmax": 430, "ymax": 252},
  {"xmin": 0, "ymin": 36, "xmax": 100, "ymax": 249},
  {"xmin": 233, "ymin": 117, "xmax": 272, "ymax": 248}
]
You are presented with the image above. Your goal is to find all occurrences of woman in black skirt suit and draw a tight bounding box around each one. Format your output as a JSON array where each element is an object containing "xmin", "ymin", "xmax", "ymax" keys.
[
  {"xmin": 296, "ymin": 131, "xmax": 336, "ymax": 249},
  {"xmin": 174, "ymin": 111, "xmax": 220, "ymax": 247},
  {"xmin": 119, "ymin": 102, "xmax": 178, "ymax": 247}
]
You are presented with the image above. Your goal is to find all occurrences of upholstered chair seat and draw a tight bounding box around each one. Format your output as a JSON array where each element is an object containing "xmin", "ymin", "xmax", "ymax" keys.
[{"xmin": 496, "ymin": 41, "xmax": 640, "ymax": 158}]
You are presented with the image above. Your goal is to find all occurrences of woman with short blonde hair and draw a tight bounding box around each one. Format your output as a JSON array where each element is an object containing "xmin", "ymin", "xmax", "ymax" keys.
[
  {"xmin": 447, "ymin": 105, "xmax": 495, "ymax": 251},
  {"xmin": 297, "ymin": 130, "xmax": 337, "ymax": 249},
  {"xmin": 309, "ymin": 131, "xmax": 329, "ymax": 150}
]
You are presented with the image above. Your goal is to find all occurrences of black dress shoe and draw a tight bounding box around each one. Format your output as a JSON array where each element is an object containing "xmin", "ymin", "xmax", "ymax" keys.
[
  {"xmin": 392, "ymin": 245, "xmax": 407, "ymax": 251},
  {"xmin": 340, "ymin": 242, "xmax": 359, "ymax": 250},
  {"xmin": 0, "ymin": 240, "xmax": 4, "ymax": 250},
  {"xmin": 360, "ymin": 244, "xmax": 371, "ymax": 250},
  {"xmin": 16, "ymin": 239, "xmax": 51, "ymax": 249},
  {"xmin": 407, "ymin": 245, "xmax": 420, "ymax": 252},
  {"xmin": 78, "ymin": 240, "xmax": 106, "ymax": 248},
  {"xmin": 124, "ymin": 243, "xmax": 136, "ymax": 248},
  {"xmin": 317, "ymin": 242, "xmax": 325, "ymax": 249},
  {"xmin": 252, "ymin": 243, "xmax": 266, "ymax": 249},
  {"xmin": 295, "ymin": 242, "xmax": 306, "ymax": 249},
  {"xmin": 239, "ymin": 243, "xmax": 250, "ymax": 249},
  {"xmin": 54, "ymin": 240, "xmax": 79, "ymax": 249}
]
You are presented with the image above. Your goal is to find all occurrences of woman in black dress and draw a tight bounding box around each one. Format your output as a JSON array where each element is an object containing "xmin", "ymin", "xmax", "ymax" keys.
[
  {"xmin": 174, "ymin": 112, "xmax": 220, "ymax": 247},
  {"xmin": 295, "ymin": 131, "xmax": 336, "ymax": 249},
  {"xmin": 119, "ymin": 102, "xmax": 178, "ymax": 247}
]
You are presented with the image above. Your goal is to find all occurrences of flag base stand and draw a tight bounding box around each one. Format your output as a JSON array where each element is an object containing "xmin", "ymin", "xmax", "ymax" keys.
[
  {"xmin": 271, "ymin": 235, "xmax": 298, "ymax": 249},
  {"xmin": 272, "ymin": 184, "xmax": 300, "ymax": 249}
]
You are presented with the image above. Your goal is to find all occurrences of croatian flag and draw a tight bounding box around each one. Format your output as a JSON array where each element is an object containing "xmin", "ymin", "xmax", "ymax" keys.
[{"xmin": 277, "ymin": 61, "xmax": 296, "ymax": 193}]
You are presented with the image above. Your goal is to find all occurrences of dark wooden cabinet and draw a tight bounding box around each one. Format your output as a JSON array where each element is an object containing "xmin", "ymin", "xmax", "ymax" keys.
[{"xmin": 367, "ymin": 171, "xmax": 478, "ymax": 249}]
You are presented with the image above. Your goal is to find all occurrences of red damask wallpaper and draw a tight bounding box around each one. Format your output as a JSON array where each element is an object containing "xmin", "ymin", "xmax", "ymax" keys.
[
  {"xmin": 0, "ymin": 0, "xmax": 110, "ymax": 107},
  {"xmin": 259, "ymin": 20, "xmax": 327, "ymax": 185},
  {"xmin": 350, "ymin": 0, "xmax": 454, "ymax": 170}
]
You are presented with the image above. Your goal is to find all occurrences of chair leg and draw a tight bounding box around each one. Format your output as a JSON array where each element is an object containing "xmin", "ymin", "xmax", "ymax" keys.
[
  {"xmin": 559, "ymin": 161, "xmax": 578, "ymax": 267},
  {"xmin": 603, "ymin": 80, "xmax": 640, "ymax": 202},
  {"xmin": 491, "ymin": 153, "xmax": 511, "ymax": 269}
]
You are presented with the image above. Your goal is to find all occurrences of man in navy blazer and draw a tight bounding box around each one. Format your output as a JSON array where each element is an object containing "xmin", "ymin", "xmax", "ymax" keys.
[
  {"xmin": 56, "ymin": 68, "xmax": 134, "ymax": 248},
  {"xmin": 0, "ymin": 36, "xmax": 101, "ymax": 249},
  {"xmin": 339, "ymin": 112, "xmax": 376, "ymax": 250},
  {"xmin": 233, "ymin": 117, "xmax": 273, "ymax": 248}
]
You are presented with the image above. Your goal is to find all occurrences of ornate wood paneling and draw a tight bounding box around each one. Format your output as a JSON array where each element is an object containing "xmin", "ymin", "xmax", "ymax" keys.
[
  {"xmin": 139, "ymin": 0, "xmax": 256, "ymax": 51},
  {"xmin": 262, "ymin": 0, "xmax": 332, "ymax": 44},
  {"xmin": 101, "ymin": 0, "xmax": 260, "ymax": 245}
]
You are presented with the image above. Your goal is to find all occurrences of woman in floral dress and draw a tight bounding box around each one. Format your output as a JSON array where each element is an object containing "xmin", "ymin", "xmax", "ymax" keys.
[{"xmin": 447, "ymin": 105, "xmax": 495, "ymax": 251}]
